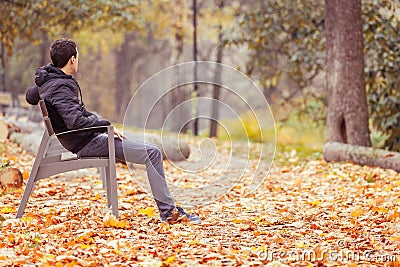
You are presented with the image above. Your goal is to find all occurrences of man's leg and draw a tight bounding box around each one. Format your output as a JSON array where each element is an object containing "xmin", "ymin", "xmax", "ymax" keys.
[
  {"xmin": 78, "ymin": 134, "xmax": 199, "ymax": 222},
  {"xmin": 113, "ymin": 138, "xmax": 176, "ymax": 218}
]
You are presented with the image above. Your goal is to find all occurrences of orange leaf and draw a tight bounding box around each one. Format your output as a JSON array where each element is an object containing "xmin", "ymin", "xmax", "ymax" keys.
[
  {"xmin": 233, "ymin": 219, "xmax": 245, "ymax": 223},
  {"xmin": 7, "ymin": 233, "xmax": 15, "ymax": 243},
  {"xmin": 103, "ymin": 213, "xmax": 129, "ymax": 229},
  {"xmin": 22, "ymin": 171, "xmax": 29, "ymax": 179}
]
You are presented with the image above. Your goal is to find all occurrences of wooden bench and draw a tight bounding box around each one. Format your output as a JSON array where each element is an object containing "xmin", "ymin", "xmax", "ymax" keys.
[{"xmin": 16, "ymin": 100, "xmax": 119, "ymax": 218}]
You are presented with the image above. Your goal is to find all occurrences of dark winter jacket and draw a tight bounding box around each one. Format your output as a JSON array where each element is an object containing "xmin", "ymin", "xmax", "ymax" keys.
[{"xmin": 26, "ymin": 64, "xmax": 110, "ymax": 153}]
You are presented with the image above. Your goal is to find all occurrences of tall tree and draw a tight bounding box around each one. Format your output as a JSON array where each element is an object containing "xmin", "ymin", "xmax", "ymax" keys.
[
  {"xmin": 115, "ymin": 32, "xmax": 136, "ymax": 122},
  {"xmin": 209, "ymin": 0, "xmax": 225, "ymax": 138},
  {"xmin": 324, "ymin": 0, "xmax": 371, "ymax": 146},
  {"xmin": 192, "ymin": 0, "xmax": 199, "ymax": 136},
  {"xmin": 0, "ymin": 0, "xmax": 140, "ymax": 106}
]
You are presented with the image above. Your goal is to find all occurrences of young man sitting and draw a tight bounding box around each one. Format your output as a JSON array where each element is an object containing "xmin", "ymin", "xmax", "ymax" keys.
[{"xmin": 26, "ymin": 38, "xmax": 200, "ymax": 224}]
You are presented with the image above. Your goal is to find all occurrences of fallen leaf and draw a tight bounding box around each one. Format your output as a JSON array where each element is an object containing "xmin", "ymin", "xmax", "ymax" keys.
[
  {"xmin": 351, "ymin": 207, "xmax": 363, "ymax": 218},
  {"xmin": 1, "ymin": 206, "xmax": 15, "ymax": 214},
  {"xmin": 103, "ymin": 213, "xmax": 129, "ymax": 229},
  {"xmin": 138, "ymin": 207, "xmax": 155, "ymax": 217}
]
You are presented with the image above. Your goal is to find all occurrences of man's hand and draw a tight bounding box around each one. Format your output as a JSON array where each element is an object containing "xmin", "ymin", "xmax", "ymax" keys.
[{"xmin": 114, "ymin": 128, "xmax": 126, "ymax": 140}]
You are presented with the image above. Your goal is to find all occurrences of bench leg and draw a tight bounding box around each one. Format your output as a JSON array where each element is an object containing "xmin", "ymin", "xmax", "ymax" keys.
[
  {"xmin": 105, "ymin": 166, "xmax": 119, "ymax": 218},
  {"xmin": 16, "ymin": 131, "xmax": 49, "ymax": 219},
  {"xmin": 16, "ymin": 171, "xmax": 38, "ymax": 218},
  {"xmin": 99, "ymin": 167, "xmax": 106, "ymax": 189}
]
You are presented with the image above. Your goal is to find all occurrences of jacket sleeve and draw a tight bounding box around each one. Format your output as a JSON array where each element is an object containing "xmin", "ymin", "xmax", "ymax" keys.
[
  {"xmin": 26, "ymin": 85, "xmax": 41, "ymax": 105},
  {"xmin": 51, "ymin": 85, "xmax": 110, "ymax": 130},
  {"xmin": 82, "ymin": 108, "xmax": 99, "ymax": 119}
]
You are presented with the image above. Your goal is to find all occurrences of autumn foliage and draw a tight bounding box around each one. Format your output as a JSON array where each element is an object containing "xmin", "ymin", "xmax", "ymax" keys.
[{"xmin": 0, "ymin": 138, "xmax": 399, "ymax": 266}]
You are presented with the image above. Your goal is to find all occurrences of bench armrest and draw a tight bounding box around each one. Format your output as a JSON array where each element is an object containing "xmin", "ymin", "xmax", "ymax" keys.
[{"xmin": 56, "ymin": 125, "xmax": 113, "ymax": 137}]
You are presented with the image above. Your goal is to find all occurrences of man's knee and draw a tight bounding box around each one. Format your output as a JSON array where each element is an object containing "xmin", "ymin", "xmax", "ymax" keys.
[{"xmin": 147, "ymin": 145, "xmax": 162, "ymax": 161}]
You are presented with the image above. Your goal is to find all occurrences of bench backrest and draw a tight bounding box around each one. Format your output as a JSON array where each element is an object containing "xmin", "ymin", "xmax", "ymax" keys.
[{"xmin": 38, "ymin": 100, "xmax": 55, "ymax": 136}]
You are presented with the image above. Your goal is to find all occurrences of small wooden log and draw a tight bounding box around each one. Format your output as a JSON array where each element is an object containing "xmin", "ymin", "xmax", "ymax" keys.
[
  {"xmin": 0, "ymin": 167, "xmax": 23, "ymax": 188},
  {"xmin": 324, "ymin": 141, "xmax": 400, "ymax": 172}
]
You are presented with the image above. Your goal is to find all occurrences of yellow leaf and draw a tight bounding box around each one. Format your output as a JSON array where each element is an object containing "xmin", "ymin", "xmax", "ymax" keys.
[
  {"xmin": 113, "ymin": 249, "xmax": 122, "ymax": 254},
  {"xmin": 163, "ymin": 256, "xmax": 175, "ymax": 263},
  {"xmin": 384, "ymin": 185, "xmax": 393, "ymax": 192},
  {"xmin": 232, "ymin": 219, "xmax": 245, "ymax": 223},
  {"xmin": 253, "ymin": 217, "xmax": 264, "ymax": 223},
  {"xmin": 390, "ymin": 235, "xmax": 400, "ymax": 242},
  {"xmin": 304, "ymin": 201, "xmax": 322, "ymax": 206},
  {"xmin": 351, "ymin": 207, "xmax": 363, "ymax": 218},
  {"xmin": 117, "ymin": 220, "xmax": 127, "ymax": 229},
  {"xmin": 378, "ymin": 207, "xmax": 389, "ymax": 213},
  {"xmin": 295, "ymin": 241, "xmax": 307, "ymax": 248},
  {"xmin": 1, "ymin": 206, "xmax": 15, "ymax": 214},
  {"xmin": 138, "ymin": 207, "xmax": 155, "ymax": 217},
  {"xmin": 189, "ymin": 240, "xmax": 200, "ymax": 245},
  {"xmin": 254, "ymin": 245, "xmax": 266, "ymax": 252},
  {"xmin": 81, "ymin": 244, "xmax": 91, "ymax": 249}
]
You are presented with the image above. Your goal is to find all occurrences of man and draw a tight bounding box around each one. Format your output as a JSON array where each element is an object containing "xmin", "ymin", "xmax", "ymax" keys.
[{"xmin": 26, "ymin": 38, "xmax": 200, "ymax": 224}]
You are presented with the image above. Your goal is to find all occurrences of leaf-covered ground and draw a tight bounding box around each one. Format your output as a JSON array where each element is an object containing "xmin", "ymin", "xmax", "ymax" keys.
[{"xmin": 0, "ymin": 139, "xmax": 400, "ymax": 266}]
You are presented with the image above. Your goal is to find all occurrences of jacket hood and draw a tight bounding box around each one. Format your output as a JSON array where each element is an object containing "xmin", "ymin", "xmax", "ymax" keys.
[{"xmin": 34, "ymin": 63, "xmax": 71, "ymax": 87}]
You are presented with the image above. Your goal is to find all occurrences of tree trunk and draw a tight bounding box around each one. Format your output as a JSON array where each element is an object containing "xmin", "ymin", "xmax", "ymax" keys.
[
  {"xmin": 209, "ymin": 1, "xmax": 225, "ymax": 137},
  {"xmin": 39, "ymin": 33, "xmax": 51, "ymax": 67},
  {"xmin": 192, "ymin": 0, "xmax": 199, "ymax": 136},
  {"xmin": 115, "ymin": 32, "xmax": 136, "ymax": 122},
  {"xmin": 324, "ymin": 142, "xmax": 400, "ymax": 172},
  {"xmin": 324, "ymin": 0, "xmax": 371, "ymax": 146},
  {"xmin": 0, "ymin": 41, "xmax": 6, "ymax": 93}
]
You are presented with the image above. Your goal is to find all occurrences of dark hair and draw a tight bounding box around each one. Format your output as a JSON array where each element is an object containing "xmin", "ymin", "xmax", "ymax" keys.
[{"xmin": 50, "ymin": 39, "xmax": 77, "ymax": 68}]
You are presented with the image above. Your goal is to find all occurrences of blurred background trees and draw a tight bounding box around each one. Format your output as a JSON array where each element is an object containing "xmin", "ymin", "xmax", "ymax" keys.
[{"xmin": 1, "ymin": 0, "xmax": 399, "ymax": 151}]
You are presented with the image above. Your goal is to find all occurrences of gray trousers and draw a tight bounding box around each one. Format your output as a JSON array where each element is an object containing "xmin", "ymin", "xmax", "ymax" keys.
[{"xmin": 77, "ymin": 133, "xmax": 175, "ymax": 218}]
